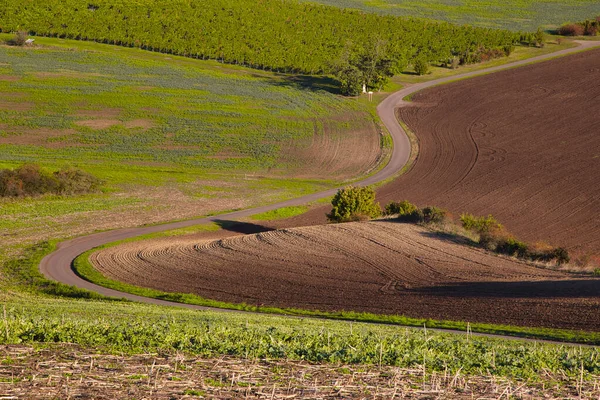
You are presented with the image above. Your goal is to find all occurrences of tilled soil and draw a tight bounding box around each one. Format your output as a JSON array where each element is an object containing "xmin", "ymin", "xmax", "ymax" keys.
[
  {"xmin": 92, "ymin": 221, "xmax": 600, "ymax": 331},
  {"xmin": 380, "ymin": 48, "xmax": 600, "ymax": 254},
  {"xmin": 278, "ymin": 48, "xmax": 600, "ymax": 255}
]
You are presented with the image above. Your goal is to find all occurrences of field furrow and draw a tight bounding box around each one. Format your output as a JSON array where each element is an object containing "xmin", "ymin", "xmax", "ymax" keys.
[{"xmin": 92, "ymin": 221, "xmax": 600, "ymax": 330}]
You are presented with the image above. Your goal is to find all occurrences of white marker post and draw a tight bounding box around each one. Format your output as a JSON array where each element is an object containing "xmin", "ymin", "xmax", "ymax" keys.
[{"xmin": 368, "ymin": 91, "xmax": 373, "ymax": 102}]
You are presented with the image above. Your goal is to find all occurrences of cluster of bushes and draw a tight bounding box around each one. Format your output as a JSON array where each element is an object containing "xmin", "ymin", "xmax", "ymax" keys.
[
  {"xmin": 326, "ymin": 187, "xmax": 446, "ymax": 225},
  {"xmin": 558, "ymin": 17, "xmax": 600, "ymax": 36},
  {"xmin": 459, "ymin": 213, "xmax": 570, "ymax": 266},
  {"xmin": 384, "ymin": 200, "xmax": 447, "ymax": 224},
  {"xmin": 327, "ymin": 188, "xmax": 571, "ymax": 266},
  {"xmin": 0, "ymin": 164, "xmax": 102, "ymax": 197}
]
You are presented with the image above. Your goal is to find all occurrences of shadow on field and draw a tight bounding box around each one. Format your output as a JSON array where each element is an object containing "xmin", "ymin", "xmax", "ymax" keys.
[
  {"xmin": 418, "ymin": 230, "xmax": 478, "ymax": 247},
  {"xmin": 417, "ymin": 279, "xmax": 600, "ymax": 298},
  {"xmin": 257, "ymin": 73, "xmax": 340, "ymax": 94},
  {"xmin": 213, "ymin": 219, "xmax": 273, "ymax": 235}
]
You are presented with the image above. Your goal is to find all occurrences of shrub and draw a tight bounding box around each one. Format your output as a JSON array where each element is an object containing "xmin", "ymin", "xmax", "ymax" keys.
[
  {"xmin": 593, "ymin": 268, "xmax": 600, "ymax": 277},
  {"xmin": 421, "ymin": 206, "xmax": 446, "ymax": 224},
  {"xmin": 0, "ymin": 164, "xmax": 102, "ymax": 197},
  {"xmin": 460, "ymin": 213, "xmax": 501, "ymax": 235},
  {"xmin": 534, "ymin": 28, "xmax": 545, "ymax": 47},
  {"xmin": 327, "ymin": 186, "xmax": 381, "ymax": 223},
  {"xmin": 503, "ymin": 45, "xmax": 514, "ymax": 56},
  {"xmin": 384, "ymin": 200, "xmax": 418, "ymax": 216},
  {"xmin": 496, "ymin": 237, "xmax": 528, "ymax": 258},
  {"xmin": 413, "ymin": 57, "xmax": 429, "ymax": 76},
  {"xmin": 12, "ymin": 31, "xmax": 29, "ymax": 46},
  {"xmin": 552, "ymin": 247, "xmax": 570, "ymax": 266},
  {"xmin": 584, "ymin": 25, "xmax": 598, "ymax": 36},
  {"xmin": 338, "ymin": 67, "xmax": 363, "ymax": 96},
  {"xmin": 558, "ymin": 24, "xmax": 584, "ymax": 36},
  {"xmin": 54, "ymin": 166, "xmax": 102, "ymax": 194},
  {"xmin": 398, "ymin": 208, "xmax": 424, "ymax": 223},
  {"xmin": 449, "ymin": 56, "xmax": 459, "ymax": 69}
]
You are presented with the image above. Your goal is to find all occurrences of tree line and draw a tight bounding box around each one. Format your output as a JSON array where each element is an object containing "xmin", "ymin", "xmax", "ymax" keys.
[{"xmin": 0, "ymin": 0, "xmax": 523, "ymax": 93}]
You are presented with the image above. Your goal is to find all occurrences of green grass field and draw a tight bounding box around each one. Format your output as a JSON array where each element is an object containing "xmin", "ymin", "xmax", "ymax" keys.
[
  {"xmin": 0, "ymin": 35, "xmax": 378, "ymax": 251},
  {"xmin": 305, "ymin": 0, "xmax": 600, "ymax": 31}
]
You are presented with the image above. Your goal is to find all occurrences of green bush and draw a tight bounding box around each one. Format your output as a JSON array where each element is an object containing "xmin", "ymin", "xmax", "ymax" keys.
[
  {"xmin": 460, "ymin": 213, "xmax": 501, "ymax": 235},
  {"xmin": 384, "ymin": 200, "xmax": 418, "ymax": 217},
  {"xmin": 414, "ymin": 57, "xmax": 429, "ymax": 75},
  {"xmin": 534, "ymin": 28, "xmax": 545, "ymax": 47},
  {"xmin": 337, "ymin": 66, "xmax": 363, "ymax": 96},
  {"xmin": 593, "ymin": 268, "xmax": 600, "ymax": 277},
  {"xmin": 421, "ymin": 206, "xmax": 446, "ymax": 224},
  {"xmin": 496, "ymin": 237, "xmax": 529, "ymax": 258},
  {"xmin": 327, "ymin": 186, "xmax": 381, "ymax": 223}
]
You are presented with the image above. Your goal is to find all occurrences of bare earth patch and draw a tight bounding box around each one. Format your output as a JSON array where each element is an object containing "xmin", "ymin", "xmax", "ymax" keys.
[
  {"xmin": 75, "ymin": 107, "xmax": 122, "ymax": 119},
  {"xmin": 74, "ymin": 118, "xmax": 155, "ymax": 130},
  {"xmin": 0, "ymin": 101, "xmax": 33, "ymax": 112},
  {"xmin": 124, "ymin": 119, "xmax": 155, "ymax": 130},
  {"xmin": 0, "ymin": 126, "xmax": 77, "ymax": 146},
  {"xmin": 279, "ymin": 113, "xmax": 381, "ymax": 180},
  {"xmin": 0, "ymin": 74, "xmax": 19, "ymax": 81},
  {"xmin": 75, "ymin": 119, "xmax": 121, "ymax": 129},
  {"xmin": 91, "ymin": 221, "xmax": 600, "ymax": 331}
]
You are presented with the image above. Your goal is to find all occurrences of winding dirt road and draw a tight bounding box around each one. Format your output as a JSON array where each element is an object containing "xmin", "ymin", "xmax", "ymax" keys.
[{"xmin": 40, "ymin": 40, "xmax": 600, "ymax": 324}]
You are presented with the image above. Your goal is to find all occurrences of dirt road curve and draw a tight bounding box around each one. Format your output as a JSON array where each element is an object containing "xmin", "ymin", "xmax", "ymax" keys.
[{"xmin": 40, "ymin": 41, "xmax": 600, "ymax": 327}]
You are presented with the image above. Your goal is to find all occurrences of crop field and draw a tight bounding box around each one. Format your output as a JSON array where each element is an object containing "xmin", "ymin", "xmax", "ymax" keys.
[
  {"xmin": 379, "ymin": 47, "xmax": 600, "ymax": 256},
  {"xmin": 0, "ymin": 36, "xmax": 381, "ymax": 249},
  {"xmin": 88, "ymin": 221, "xmax": 600, "ymax": 332},
  {"xmin": 2, "ymin": 294, "xmax": 600, "ymax": 398},
  {"xmin": 307, "ymin": 0, "xmax": 600, "ymax": 31}
]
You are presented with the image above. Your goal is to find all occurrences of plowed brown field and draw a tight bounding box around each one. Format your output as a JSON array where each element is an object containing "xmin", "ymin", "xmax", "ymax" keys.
[
  {"xmin": 92, "ymin": 221, "xmax": 600, "ymax": 331},
  {"xmin": 283, "ymin": 48, "xmax": 600, "ymax": 255},
  {"xmin": 381, "ymin": 48, "xmax": 600, "ymax": 253}
]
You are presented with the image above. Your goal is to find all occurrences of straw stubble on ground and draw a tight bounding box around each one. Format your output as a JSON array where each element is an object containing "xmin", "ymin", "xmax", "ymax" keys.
[{"xmin": 2, "ymin": 345, "xmax": 599, "ymax": 399}]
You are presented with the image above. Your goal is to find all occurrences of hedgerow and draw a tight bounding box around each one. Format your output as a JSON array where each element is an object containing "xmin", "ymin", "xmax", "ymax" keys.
[{"xmin": 387, "ymin": 202, "xmax": 572, "ymax": 267}]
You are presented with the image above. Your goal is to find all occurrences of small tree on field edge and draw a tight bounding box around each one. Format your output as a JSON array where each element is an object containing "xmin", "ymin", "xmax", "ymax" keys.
[
  {"xmin": 327, "ymin": 186, "xmax": 381, "ymax": 223},
  {"xmin": 414, "ymin": 57, "xmax": 429, "ymax": 75}
]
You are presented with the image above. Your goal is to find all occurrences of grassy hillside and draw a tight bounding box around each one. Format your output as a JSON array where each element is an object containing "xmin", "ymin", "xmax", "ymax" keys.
[
  {"xmin": 304, "ymin": 0, "xmax": 600, "ymax": 31},
  {"xmin": 0, "ymin": 36, "xmax": 382, "ymax": 253}
]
